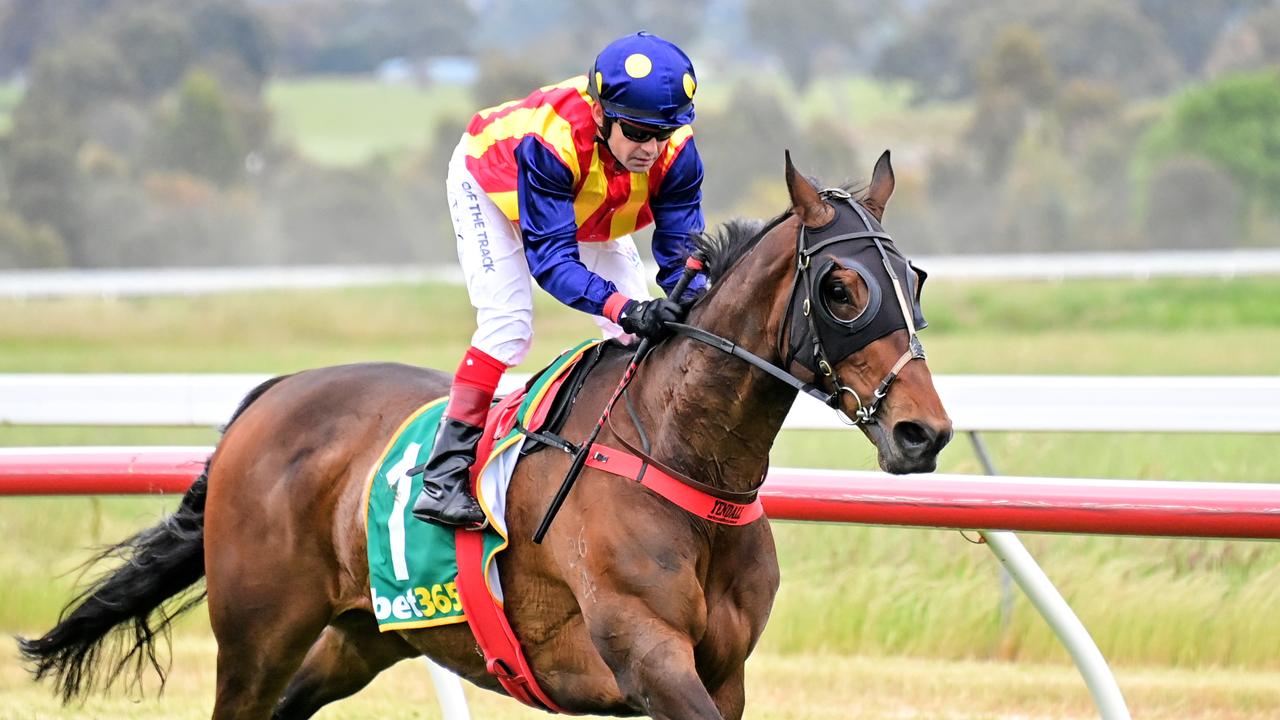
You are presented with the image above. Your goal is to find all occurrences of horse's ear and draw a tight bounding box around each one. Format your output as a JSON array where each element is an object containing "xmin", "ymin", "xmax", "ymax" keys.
[
  {"xmin": 785, "ymin": 150, "xmax": 833, "ymax": 227},
  {"xmin": 864, "ymin": 149, "xmax": 895, "ymax": 222}
]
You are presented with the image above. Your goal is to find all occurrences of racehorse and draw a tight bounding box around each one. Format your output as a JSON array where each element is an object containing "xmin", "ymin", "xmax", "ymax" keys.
[{"xmin": 20, "ymin": 152, "xmax": 952, "ymax": 719}]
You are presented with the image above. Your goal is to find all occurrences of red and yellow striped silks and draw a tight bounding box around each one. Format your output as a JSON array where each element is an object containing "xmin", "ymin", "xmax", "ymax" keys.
[{"xmin": 463, "ymin": 76, "xmax": 693, "ymax": 242}]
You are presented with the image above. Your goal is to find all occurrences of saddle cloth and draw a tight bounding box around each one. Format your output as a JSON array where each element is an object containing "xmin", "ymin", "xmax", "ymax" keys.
[{"xmin": 361, "ymin": 341, "xmax": 600, "ymax": 656}]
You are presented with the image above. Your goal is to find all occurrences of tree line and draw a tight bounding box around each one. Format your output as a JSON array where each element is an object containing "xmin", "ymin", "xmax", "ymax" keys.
[{"xmin": 0, "ymin": 0, "xmax": 1278, "ymax": 268}]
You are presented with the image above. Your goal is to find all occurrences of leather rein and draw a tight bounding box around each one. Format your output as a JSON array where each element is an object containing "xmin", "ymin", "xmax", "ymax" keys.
[
  {"xmin": 672, "ymin": 189, "xmax": 926, "ymax": 426},
  {"xmin": 605, "ymin": 191, "xmax": 927, "ymax": 508}
]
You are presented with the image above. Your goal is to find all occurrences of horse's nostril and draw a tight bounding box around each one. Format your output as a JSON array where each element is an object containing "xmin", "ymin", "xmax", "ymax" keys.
[{"xmin": 892, "ymin": 421, "xmax": 934, "ymax": 457}]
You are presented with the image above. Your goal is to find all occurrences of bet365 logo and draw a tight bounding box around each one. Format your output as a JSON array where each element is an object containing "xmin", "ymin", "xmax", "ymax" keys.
[{"xmin": 373, "ymin": 582, "xmax": 461, "ymax": 622}]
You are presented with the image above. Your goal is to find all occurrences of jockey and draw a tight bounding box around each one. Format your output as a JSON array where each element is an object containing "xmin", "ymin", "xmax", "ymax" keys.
[{"xmin": 412, "ymin": 31, "xmax": 708, "ymax": 529}]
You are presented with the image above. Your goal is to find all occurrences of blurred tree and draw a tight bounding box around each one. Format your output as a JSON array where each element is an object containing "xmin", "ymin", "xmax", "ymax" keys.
[
  {"xmin": 76, "ymin": 173, "xmax": 268, "ymax": 266},
  {"xmin": 875, "ymin": 0, "xmax": 974, "ymax": 101},
  {"xmin": 0, "ymin": 0, "xmax": 107, "ymax": 78},
  {"xmin": 264, "ymin": 162, "xmax": 421, "ymax": 264},
  {"xmin": 995, "ymin": 137, "xmax": 1079, "ymax": 251},
  {"xmin": 0, "ymin": 206, "xmax": 67, "ymax": 267},
  {"xmin": 695, "ymin": 81, "xmax": 799, "ymax": 212},
  {"xmin": 471, "ymin": 53, "xmax": 553, "ymax": 110},
  {"xmin": 1204, "ymin": 4, "xmax": 1280, "ymax": 77},
  {"xmin": 191, "ymin": 0, "xmax": 273, "ymax": 91},
  {"xmin": 923, "ymin": 151, "xmax": 995, "ymax": 253},
  {"xmin": 151, "ymin": 71, "xmax": 248, "ymax": 186},
  {"xmin": 102, "ymin": 5, "xmax": 194, "ymax": 100},
  {"xmin": 1044, "ymin": 1, "xmax": 1181, "ymax": 97},
  {"xmin": 1142, "ymin": 155, "xmax": 1242, "ymax": 249},
  {"xmin": 260, "ymin": 0, "xmax": 474, "ymax": 74},
  {"xmin": 399, "ymin": 116, "xmax": 466, "ymax": 260},
  {"xmin": 878, "ymin": 0, "xmax": 1181, "ymax": 101},
  {"xmin": 965, "ymin": 26, "xmax": 1056, "ymax": 181},
  {"xmin": 5, "ymin": 70, "xmax": 91, "ymax": 261},
  {"xmin": 593, "ymin": 0, "xmax": 709, "ymax": 50},
  {"xmin": 1152, "ymin": 70, "xmax": 1280, "ymax": 215},
  {"xmin": 467, "ymin": 0, "xmax": 708, "ymax": 79},
  {"xmin": 798, "ymin": 116, "xmax": 861, "ymax": 189},
  {"xmin": 20, "ymin": 35, "xmax": 136, "ymax": 113},
  {"xmin": 965, "ymin": 88, "xmax": 1027, "ymax": 182},
  {"xmin": 975, "ymin": 25, "xmax": 1056, "ymax": 109},
  {"xmin": 1137, "ymin": 0, "xmax": 1244, "ymax": 74},
  {"xmin": 622, "ymin": 0, "xmax": 707, "ymax": 49},
  {"xmin": 1055, "ymin": 79, "xmax": 1122, "ymax": 152},
  {"xmin": 744, "ymin": 0, "xmax": 889, "ymax": 87}
]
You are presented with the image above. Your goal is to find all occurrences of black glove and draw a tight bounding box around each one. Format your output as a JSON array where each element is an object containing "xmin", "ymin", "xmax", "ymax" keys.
[{"xmin": 618, "ymin": 298, "xmax": 684, "ymax": 340}]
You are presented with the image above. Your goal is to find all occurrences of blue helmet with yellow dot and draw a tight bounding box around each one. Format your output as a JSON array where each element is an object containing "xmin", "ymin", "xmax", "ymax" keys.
[{"xmin": 589, "ymin": 31, "xmax": 696, "ymax": 129}]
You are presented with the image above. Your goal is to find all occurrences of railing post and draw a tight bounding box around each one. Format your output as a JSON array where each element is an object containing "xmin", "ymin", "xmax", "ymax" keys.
[
  {"xmin": 981, "ymin": 531, "xmax": 1131, "ymax": 719},
  {"xmin": 968, "ymin": 431, "xmax": 1130, "ymax": 719},
  {"xmin": 423, "ymin": 657, "xmax": 471, "ymax": 719}
]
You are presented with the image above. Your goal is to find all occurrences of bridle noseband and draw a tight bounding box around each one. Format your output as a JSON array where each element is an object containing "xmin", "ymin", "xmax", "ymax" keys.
[{"xmin": 669, "ymin": 190, "xmax": 927, "ymax": 426}]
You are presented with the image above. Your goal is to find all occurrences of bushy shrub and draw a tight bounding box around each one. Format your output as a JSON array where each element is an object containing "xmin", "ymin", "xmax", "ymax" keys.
[
  {"xmin": 1136, "ymin": 70, "xmax": 1280, "ymax": 225},
  {"xmin": 261, "ymin": 161, "xmax": 426, "ymax": 264},
  {"xmin": 1142, "ymin": 155, "xmax": 1242, "ymax": 250},
  {"xmin": 0, "ymin": 208, "xmax": 68, "ymax": 268}
]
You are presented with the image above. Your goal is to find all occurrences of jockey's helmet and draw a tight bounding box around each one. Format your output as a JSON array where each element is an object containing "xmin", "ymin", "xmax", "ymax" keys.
[{"xmin": 589, "ymin": 31, "xmax": 696, "ymax": 129}]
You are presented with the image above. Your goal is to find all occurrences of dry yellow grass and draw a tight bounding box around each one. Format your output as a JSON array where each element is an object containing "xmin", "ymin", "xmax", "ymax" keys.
[{"xmin": 3, "ymin": 629, "xmax": 1278, "ymax": 719}]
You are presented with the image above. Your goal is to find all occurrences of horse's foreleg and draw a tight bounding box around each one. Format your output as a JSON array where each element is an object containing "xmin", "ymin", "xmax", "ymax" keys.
[
  {"xmin": 271, "ymin": 611, "xmax": 417, "ymax": 719},
  {"xmin": 588, "ymin": 614, "xmax": 724, "ymax": 720},
  {"xmin": 708, "ymin": 665, "xmax": 746, "ymax": 720}
]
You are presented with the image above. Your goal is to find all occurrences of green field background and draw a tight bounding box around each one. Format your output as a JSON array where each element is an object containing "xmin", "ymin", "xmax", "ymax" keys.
[{"xmin": 2, "ymin": 275, "xmax": 1278, "ymax": 718}]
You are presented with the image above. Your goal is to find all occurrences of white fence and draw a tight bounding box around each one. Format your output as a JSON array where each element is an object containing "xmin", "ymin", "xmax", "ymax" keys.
[
  {"xmin": 4, "ymin": 373, "xmax": 1279, "ymax": 434},
  {"xmin": 3, "ymin": 248, "xmax": 1280, "ymax": 299}
]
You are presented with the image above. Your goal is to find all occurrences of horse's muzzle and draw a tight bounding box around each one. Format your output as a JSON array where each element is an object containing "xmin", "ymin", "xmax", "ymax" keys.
[{"xmin": 883, "ymin": 419, "xmax": 953, "ymax": 474}]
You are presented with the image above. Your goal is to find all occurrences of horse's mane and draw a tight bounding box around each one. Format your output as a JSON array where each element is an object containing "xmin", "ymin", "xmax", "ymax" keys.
[
  {"xmin": 694, "ymin": 217, "xmax": 773, "ymax": 284},
  {"xmin": 694, "ymin": 180, "xmax": 864, "ymax": 285}
]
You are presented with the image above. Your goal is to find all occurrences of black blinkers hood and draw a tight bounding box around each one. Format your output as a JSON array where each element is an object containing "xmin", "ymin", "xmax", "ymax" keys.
[{"xmin": 785, "ymin": 192, "xmax": 927, "ymax": 370}]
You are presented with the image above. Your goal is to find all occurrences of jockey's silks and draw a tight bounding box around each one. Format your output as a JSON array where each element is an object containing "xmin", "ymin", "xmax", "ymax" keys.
[{"xmin": 463, "ymin": 76, "xmax": 706, "ymax": 315}]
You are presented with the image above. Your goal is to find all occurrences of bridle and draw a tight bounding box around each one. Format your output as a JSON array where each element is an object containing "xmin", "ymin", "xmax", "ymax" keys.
[{"xmin": 668, "ymin": 190, "xmax": 927, "ymax": 426}]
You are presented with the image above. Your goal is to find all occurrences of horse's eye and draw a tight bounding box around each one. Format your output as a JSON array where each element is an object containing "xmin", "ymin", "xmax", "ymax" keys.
[{"xmin": 825, "ymin": 280, "xmax": 851, "ymax": 305}]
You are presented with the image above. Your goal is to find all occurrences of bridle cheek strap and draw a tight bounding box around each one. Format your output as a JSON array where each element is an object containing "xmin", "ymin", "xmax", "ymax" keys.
[{"xmin": 837, "ymin": 240, "xmax": 927, "ymax": 424}]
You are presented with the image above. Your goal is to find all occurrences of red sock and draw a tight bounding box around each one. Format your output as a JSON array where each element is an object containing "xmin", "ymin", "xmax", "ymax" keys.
[{"xmin": 445, "ymin": 346, "xmax": 507, "ymax": 425}]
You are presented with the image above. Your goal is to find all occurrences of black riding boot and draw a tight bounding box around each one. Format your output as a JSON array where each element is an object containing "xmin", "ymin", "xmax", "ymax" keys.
[{"xmin": 410, "ymin": 417, "xmax": 488, "ymax": 529}]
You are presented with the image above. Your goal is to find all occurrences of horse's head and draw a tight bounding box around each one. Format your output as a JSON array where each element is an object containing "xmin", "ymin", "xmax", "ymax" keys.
[{"xmin": 778, "ymin": 150, "xmax": 952, "ymax": 473}]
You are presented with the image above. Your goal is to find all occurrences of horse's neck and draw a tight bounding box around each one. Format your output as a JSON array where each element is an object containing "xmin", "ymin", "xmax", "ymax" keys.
[{"xmin": 630, "ymin": 242, "xmax": 797, "ymax": 494}]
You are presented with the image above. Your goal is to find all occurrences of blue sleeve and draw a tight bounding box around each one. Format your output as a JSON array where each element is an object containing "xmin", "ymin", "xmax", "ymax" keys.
[
  {"xmin": 650, "ymin": 137, "xmax": 708, "ymax": 299},
  {"xmin": 515, "ymin": 137, "xmax": 619, "ymax": 316}
]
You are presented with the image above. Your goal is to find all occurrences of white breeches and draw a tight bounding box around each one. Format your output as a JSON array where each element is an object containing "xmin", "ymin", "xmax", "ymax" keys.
[{"xmin": 447, "ymin": 140, "xmax": 651, "ymax": 367}]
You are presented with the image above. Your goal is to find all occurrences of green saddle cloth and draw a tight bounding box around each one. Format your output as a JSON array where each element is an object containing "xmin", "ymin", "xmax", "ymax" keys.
[{"xmin": 362, "ymin": 340, "xmax": 601, "ymax": 631}]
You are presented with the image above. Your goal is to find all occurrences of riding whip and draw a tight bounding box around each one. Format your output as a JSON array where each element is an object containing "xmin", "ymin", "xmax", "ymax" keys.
[{"xmin": 533, "ymin": 251, "xmax": 706, "ymax": 543}]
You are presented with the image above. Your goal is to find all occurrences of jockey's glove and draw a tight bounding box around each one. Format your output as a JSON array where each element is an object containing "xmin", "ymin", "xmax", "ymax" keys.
[{"xmin": 619, "ymin": 298, "xmax": 684, "ymax": 340}]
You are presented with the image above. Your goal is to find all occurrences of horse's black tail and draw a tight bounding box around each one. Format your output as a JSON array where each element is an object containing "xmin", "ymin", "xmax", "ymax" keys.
[
  {"xmin": 16, "ymin": 471, "xmax": 209, "ymax": 702},
  {"xmin": 17, "ymin": 374, "xmax": 290, "ymax": 703}
]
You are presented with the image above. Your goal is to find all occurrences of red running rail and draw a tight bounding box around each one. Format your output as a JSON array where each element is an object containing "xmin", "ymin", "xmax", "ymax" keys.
[
  {"xmin": 0, "ymin": 447, "xmax": 209, "ymax": 495},
  {"xmin": 2, "ymin": 448, "xmax": 1278, "ymax": 540}
]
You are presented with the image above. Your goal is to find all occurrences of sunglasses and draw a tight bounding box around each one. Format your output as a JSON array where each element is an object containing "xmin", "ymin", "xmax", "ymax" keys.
[{"xmin": 617, "ymin": 120, "xmax": 677, "ymax": 143}]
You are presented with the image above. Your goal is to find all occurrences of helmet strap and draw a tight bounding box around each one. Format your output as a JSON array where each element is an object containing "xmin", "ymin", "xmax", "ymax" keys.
[{"xmin": 594, "ymin": 116, "xmax": 625, "ymax": 170}]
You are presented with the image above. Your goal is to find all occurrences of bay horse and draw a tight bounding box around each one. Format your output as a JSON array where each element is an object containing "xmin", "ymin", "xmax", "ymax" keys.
[{"xmin": 20, "ymin": 152, "xmax": 952, "ymax": 719}]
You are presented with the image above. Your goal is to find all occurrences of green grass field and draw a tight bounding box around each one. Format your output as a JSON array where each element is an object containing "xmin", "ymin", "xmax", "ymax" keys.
[
  {"xmin": 2, "ymin": 276, "xmax": 1278, "ymax": 717},
  {"xmin": 266, "ymin": 78, "xmax": 474, "ymax": 166}
]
